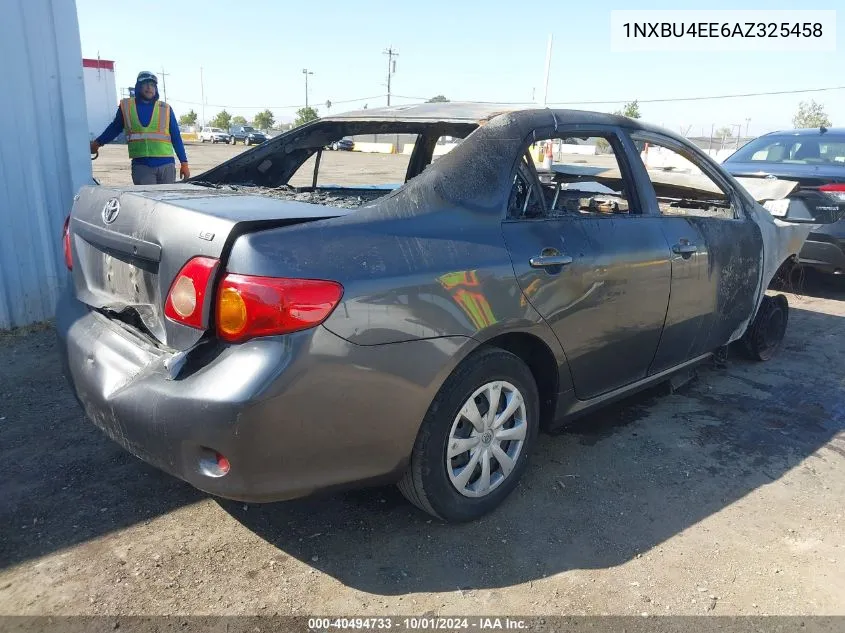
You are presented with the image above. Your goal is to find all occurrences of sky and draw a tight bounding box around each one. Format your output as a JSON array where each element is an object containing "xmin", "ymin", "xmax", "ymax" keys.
[{"xmin": 76, "ymin": 0, "xmax": 844, "ymax": 136}]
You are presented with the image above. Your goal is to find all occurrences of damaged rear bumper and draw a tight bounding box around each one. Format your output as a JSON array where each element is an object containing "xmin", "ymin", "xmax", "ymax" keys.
[{"xmin": 55, "ymin": 285, "xmax": 459, "ymax": 503}]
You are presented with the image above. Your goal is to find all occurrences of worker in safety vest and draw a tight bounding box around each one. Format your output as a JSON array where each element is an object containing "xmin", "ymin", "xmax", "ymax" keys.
[{"xmin": 89, "ymin": 71, "xmax": 190, "ymax": 185}]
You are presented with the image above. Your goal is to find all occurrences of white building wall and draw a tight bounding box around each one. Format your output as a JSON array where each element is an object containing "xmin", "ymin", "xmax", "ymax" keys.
[{"xmin": 83, "ymin": 60, "xmax": 118, "ymax": 140}]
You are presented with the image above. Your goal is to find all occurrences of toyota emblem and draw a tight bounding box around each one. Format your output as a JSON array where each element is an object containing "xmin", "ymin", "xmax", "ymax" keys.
[{"xmin": 102, "ymin": 198, "xmax": 120, "ymax": 224}]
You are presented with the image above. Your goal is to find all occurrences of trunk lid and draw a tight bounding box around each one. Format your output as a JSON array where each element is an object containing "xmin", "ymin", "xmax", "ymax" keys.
[
  {"xmin": 724, "ymin": 162, "xmax": 845, "ymax": 224},
  {"xmin": 724, "ymin": 161, "xmax": 845, "ymax": 189},
  {"xmin": 68, "ymin": 184, "xmax": 351, "ymax": 350}
]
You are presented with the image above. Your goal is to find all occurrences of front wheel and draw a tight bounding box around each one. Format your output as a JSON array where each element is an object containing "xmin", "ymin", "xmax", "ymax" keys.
[
  {"xmin": 398, "ymin": 347, "xmax": 539, "ymax": 522},
  {"xmin": 742, "ymin": 294, "xmax": 789, "ymax": 361}
]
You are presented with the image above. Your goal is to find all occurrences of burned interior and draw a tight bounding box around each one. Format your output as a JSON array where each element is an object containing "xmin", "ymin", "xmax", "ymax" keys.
[
  {"xmin": 189, "ymin": 106, "xmax": 798, "ymax": 222},
  {"xmin": 509, "ymin": 132, "xmax": 741, "ymax": 221},
  {"xmin": 195, "ymin": 118, "xmax": 478, "ymax": 209}
]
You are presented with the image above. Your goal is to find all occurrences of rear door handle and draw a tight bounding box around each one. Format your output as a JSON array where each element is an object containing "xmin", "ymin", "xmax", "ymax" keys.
[
  {"xmin": 529, "ymin": 254, "xmax": 573, "ymax": 268},
  {"xmin": 672, "ymin": 242, "xmax": 698, "ymax": 256}
]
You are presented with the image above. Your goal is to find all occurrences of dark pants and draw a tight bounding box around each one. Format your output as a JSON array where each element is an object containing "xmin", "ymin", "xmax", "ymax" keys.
[{"xmin": 131, "ymin": 162, "xmax": 176, "ymax": 185}]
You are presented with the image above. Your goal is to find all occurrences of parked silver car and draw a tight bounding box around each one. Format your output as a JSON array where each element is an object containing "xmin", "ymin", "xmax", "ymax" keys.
[
  {"xmin": 198, "ymin": 127, "xmax": 231, "ymax": 144},
  {"xmin": 57, "ymin": 104, "xmax": 836, "ymax": 522}
]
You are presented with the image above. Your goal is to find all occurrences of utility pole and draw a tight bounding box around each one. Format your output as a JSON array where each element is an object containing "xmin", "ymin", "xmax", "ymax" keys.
[
  {"xmin": 159, "ymin": 67, "xmax": 170, "ymax": 103},
  {"xmin": 383, "ymin": 46, "xmax": 398, "ymax": 106},
  {"xmin": 745, "ymin": 117, "xmax": 751, "ymax": 137},
  {"xmin": 200, "ymin": 66, "xmax": 206, "ymax": 127},
  {"xmin": 302, "ymin": 68, "xmax": 313, "ymax": 108}
]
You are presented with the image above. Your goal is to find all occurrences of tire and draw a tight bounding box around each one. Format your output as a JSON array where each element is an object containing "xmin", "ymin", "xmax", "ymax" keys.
[
  {"xmin": 200, "ymin": 137, "xmax": 205, "ymax": 143},
  {"xmin": 398, "ymin": 347, "xmax": 539, "ymax": 522},
  {"xmin": 742, "ymin": 294, "xmax": 789, "ymax": 361}
]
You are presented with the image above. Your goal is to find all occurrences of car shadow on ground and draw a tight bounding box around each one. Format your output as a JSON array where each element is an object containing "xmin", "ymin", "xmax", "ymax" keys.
[
  {"xmin": 1, "ymin": 305, "xmax": 842, "ymax": 594},
  {"xmin": 218, "ymin": 304, "xmax": 845, "ymax": 595},
  {"xmin": 0, "ymin": 329, "xmax": 204, "ymax": 570}
]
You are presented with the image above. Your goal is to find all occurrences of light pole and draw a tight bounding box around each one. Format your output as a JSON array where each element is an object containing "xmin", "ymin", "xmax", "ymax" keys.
[
  {"xmin": 302, "ymin": 69, "xmax": 313, "ymax": 108},
  {"xmin": 200, "ymin": 66, "xmax": 205, "ymax": 127},
  {"xmin": 541, "ymin": 34, "xmax": 553, "ymax": 107},
  {"xmin": 732, "ymin": 123, "xmax": 743, "ymax": 149}
]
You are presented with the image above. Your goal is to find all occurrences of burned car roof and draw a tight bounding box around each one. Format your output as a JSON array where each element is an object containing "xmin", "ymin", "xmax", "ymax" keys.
[
  {"xmin": 324, "ymin": 102, "xmax": 523, "ymax": 123},
  {"xmin": 325, "ymin": 102, "xmax": 674, "ymax": 135}
]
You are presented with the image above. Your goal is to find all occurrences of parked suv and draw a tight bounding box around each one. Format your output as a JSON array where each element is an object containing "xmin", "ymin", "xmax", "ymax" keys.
[
  {"xmin": 198, "ymin": 127, "xmax": 231, "ymax": 144},
  {"xmin": 229, "ymin": 126, "xmax": 267, "ymax": 146}
]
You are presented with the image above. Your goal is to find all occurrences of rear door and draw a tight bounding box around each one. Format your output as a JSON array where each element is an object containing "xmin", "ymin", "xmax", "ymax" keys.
[
  {"xmin": 625, "ymin": 131, "xmax": 764, "ymax": 373},
  {"xmin": 501, "ymin": 126, "xmax": 673, "ymax": 400}
]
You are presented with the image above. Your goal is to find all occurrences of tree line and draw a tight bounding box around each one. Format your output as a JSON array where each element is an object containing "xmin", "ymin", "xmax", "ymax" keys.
[
  {"xmin": 179, "ymin": 97, "xmax": 832, "ymax": 134},
  {"xmin": 612, "ymin": 99, "xmax": 832, "ymax": 132},
  {"xmin": 178, "ymin": 108, "xmax": 277, "ymax": 130}
]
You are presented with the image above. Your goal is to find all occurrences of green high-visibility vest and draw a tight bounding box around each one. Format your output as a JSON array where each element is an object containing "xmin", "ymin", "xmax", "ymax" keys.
[{"xmin": 119, "ymin": 98, "xmax": 174, "ymax": 159}]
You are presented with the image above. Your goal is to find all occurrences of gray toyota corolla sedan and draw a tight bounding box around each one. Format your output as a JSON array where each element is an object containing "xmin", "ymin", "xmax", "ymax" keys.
[{"xmin": 57, "ymin": 104, "xmax": 831, "ymax": 522}]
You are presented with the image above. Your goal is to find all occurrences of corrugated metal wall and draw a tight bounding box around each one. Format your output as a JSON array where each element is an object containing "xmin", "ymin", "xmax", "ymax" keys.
[{"xmin": 0, "ymin": 0, "xmax": 91, "ymax": 329}]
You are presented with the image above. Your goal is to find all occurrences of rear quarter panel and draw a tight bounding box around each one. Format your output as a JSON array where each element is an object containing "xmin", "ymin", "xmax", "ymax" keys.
[{"xmin": 226, "ymin": 200, "xmax": 557, "ymax": 348}]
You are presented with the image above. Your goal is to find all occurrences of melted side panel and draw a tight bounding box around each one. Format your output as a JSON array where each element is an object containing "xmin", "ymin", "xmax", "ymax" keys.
[
  {"xmin": 691, "ymin": 215, "xmax": 763, "ymax": 346},
  {"xmin": 742, "ymin": 203, "xmax": 813, "ymax": 338}
]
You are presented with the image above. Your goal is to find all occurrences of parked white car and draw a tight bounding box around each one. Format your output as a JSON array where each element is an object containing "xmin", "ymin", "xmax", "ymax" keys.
[{"xmin": 198, "ymin": 127, "xmax": 231, "ymax": 144}]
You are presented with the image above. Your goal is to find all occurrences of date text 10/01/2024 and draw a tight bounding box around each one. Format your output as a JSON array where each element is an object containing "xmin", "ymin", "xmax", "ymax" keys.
[
  {"xmin": 622, "ymin": 22, "xmax": 823, "ymax": 38},
  {"xmin": 307, "ymin": 618, "xmax": 528, "ymax": 630}
]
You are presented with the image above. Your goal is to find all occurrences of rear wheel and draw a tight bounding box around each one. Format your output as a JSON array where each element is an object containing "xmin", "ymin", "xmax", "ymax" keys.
[
  {"xmin": 398, "ymin": 347, "xmax": 539, "ymax": 522},
  {"xmin": 742, "ymin": 294, "xmax": 789, "ymax": 361}
]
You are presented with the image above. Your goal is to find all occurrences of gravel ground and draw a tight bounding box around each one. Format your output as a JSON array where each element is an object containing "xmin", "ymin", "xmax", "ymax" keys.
[
  {"xmin": 1, "ymin": 143, "xmax": 843, "ymax": 617},
  {"xmin": 0, "ymin": 277, "xmax": 843, "ymax": 616}
]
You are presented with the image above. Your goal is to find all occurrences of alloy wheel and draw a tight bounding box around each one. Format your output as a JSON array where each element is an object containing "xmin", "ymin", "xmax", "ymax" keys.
[{"xmin": 446, "ymin": 380, "xmax": 527, "ymax": 498}]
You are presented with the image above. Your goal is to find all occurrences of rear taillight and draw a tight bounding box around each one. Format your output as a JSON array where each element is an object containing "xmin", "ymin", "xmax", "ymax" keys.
[
  {"xmin": 216, "ymin": 274, "xmax": 343, "ymax": 343},
  {"xmin": 164, "ymin": 256, "xmax": 220, "ymax": 329},
  {"xmin": 62, "ymin": 216, "xmax": 72, "ymax": 270},
  {"xmin": 819, "ymin": 183, "xmax": 845, "ymax": 201}
]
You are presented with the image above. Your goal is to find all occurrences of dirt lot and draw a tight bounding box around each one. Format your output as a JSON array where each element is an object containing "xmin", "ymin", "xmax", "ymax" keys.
[
  {"xmin": 1, "ymin": 144, "xmax": 844, "ymax": 617},
  {"xmin": 0, "ymin": 277, "xmax": 843, "ymax": 616}
]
